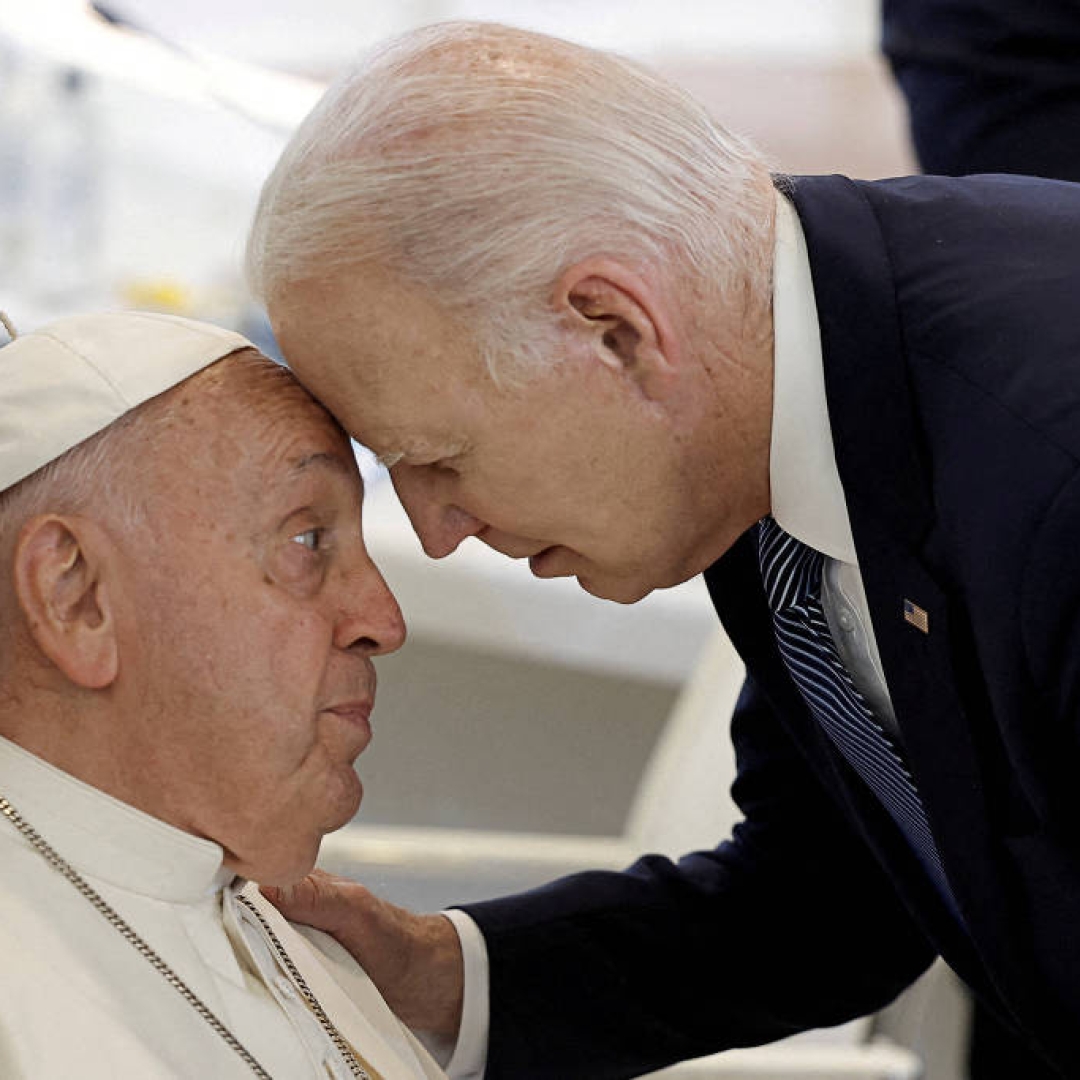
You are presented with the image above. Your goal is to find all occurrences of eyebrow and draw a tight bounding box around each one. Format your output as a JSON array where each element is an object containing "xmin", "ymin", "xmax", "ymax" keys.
[{"xmin": 287, "ymin": 451, "xmax": 355, "ymax": 479}]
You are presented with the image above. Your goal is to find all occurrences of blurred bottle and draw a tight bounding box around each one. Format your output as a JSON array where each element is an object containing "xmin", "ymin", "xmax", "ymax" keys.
[
  {"xmin": 0, "ymin": 42, "xmax": 34, "ymax": 289},
  {"xmin": 24, "ymin": 64, "xmax": 104, "ymax": 302}
]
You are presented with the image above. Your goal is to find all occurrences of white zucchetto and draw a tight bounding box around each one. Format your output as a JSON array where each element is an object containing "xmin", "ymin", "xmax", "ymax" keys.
[{"xmin": 0, "ymin": 310, "xmax": 253, "ymax": 494}]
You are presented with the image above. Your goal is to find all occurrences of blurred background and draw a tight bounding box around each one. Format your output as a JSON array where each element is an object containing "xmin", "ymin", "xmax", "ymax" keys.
[
  {"xmin": 0, "ymin": 3, "xmax": 967, "ymax": 1077},
  {"xmin": 0, "ymin": 0, "xmax": 915, "ymax": 344}
]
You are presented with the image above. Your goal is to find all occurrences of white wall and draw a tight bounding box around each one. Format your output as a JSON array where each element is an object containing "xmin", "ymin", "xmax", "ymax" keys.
[{"xmin": 87, "ymin": 0, "xmax": 882, "ymax": 72}]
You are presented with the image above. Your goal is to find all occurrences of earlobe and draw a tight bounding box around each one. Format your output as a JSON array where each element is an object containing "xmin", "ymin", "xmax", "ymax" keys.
[
  {"xmin": 13, "ymin": 515, "xmax": 119, "ymax": 689},
  {"xmin": 556, "ymin": 258, "xmax": 679, "ymax": 399}
]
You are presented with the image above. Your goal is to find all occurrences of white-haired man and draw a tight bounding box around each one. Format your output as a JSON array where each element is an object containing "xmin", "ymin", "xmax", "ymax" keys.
[
  {"xmin": 248, "ymin": 20, "xmax": 1080, "ymax": 1080},
  {"xmin": 0, "ymin": 311, "xmax": 450, "ymax": 1079}
]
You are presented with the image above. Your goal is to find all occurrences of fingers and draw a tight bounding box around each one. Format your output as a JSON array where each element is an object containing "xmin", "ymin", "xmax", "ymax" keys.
[
  {"xmin": 260, "ymin": 868, "xmax": 367, "ymax": 936},
  {"xmin": 260, "ymin": 869, "xmax": 465, "ymax": 1036}
]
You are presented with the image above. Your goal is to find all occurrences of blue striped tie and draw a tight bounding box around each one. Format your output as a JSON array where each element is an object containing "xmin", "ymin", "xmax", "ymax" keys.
[{"xmin": 757, "ymin": 515, "xmax": 960, "ymax": 915}]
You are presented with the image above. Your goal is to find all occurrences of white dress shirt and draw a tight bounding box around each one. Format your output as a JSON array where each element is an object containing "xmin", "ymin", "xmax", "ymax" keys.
[
  {"xmin": 442, "ymin": 192, "xmax": 900, "ymax": 1077},
  {"xmin": 770, "ymin": 193, "xmax": 899, "ymax": 731},
  {"xmin": 0, "ymin": 735, "xmax": 446, "ymax": 1079}
]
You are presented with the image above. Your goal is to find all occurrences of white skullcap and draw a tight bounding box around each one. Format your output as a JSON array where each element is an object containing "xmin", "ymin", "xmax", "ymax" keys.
[{"xmin": 0, "ymin": 310, "xmax": 253, "ymax": 493}]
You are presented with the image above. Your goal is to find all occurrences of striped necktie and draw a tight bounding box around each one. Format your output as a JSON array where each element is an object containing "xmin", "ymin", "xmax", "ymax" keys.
[{"xmin": 757, "ymin": 515, "xmax": 960, "ymax": 915}]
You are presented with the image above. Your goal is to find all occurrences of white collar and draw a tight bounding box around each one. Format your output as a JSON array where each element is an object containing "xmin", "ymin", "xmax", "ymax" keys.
[
  {"xmin": 0, "ymin": 734, "xmax": 231, "ymax": 904},
  {"xmin": 769, "ymin": 191, "xmax": 858, "ymax": 565}
]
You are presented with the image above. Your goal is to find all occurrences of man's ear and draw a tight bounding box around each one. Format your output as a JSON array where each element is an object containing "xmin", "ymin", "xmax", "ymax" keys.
[
  {"xmin": 553, "ymin": 257, "xmax": 680, "ymax": 399},
  {"xmin": 12, "ymin": 515, "xmax": 119, "ymax": 689}
]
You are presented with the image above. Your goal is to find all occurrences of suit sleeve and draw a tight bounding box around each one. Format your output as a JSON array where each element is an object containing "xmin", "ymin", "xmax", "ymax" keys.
[{"xmin": 460, "ymin": 673, "xmax": 936, "ymax": 1080}]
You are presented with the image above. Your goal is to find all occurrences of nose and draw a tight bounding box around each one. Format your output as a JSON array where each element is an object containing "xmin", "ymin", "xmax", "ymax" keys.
[
  {"xmin": 391, "ymin": 464, "xmax": 484, "ymax": 558},
  {"xmin": 333, "ymin": 551, "xmax": 407, "ymax": 656}
]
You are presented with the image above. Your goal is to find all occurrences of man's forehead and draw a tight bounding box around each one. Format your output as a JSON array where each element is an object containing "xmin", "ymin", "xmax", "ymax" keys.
[
  {"xmin": 276, "ymin": 272, "xmax": 485, "ymax": 385},
  {"xmin": 173, "ymin": 366, "xmax": 356, "ymax": 490},
  {"xmin": 252, "ymin": 412, "xmax": 358, "ymax": 482},
  {"xmin": 271, "ymin": 273, "xmax": 497, "ymax": 464}
]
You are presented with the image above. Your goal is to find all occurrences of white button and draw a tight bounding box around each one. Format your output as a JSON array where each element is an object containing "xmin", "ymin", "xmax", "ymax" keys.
[
  {"xmin": 837, "ymin": 608, "xmax": 856, "ymax": 632},
  {"xmin": 275, "ymin": 975, "xmax": 297, "ymax": 1000}
]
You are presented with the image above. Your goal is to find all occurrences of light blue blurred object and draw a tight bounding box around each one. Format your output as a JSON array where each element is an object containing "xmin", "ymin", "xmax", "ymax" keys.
[{"xmin": 0, "ymin": 44, "xmax": 103, "ymax": 302}]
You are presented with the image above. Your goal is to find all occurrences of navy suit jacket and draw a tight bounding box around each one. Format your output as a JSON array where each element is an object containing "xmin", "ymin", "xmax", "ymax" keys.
[{"xmin": 462, "ymin": 173, "xmax": 1080, "ymax": 1079}]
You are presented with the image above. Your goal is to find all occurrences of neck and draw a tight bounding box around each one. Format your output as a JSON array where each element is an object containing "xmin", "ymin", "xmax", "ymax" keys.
[{"xmin": 0, "ymin": 690, "xmax": 159, "ymax": 825}]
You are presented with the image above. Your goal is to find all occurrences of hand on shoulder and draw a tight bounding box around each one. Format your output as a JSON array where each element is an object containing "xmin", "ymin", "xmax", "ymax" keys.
[{"xmin": 261, "ymin": 869, "xmax": 465, "ymax": 1039}]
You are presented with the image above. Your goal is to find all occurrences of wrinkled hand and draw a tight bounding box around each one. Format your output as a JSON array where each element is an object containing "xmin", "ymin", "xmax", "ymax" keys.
[{"xmin": 262, "ymin": 869, "xmax": 464, "ymax": 1038}]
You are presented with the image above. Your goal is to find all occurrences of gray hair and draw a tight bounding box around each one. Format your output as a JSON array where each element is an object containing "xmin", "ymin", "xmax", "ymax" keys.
[
  {"xmin": 247, "ymin": 21, "xmax": 775, "ymax": 381},
  {"xmin": 0, "ymin": 403, "xmax": 149, "ymax": 540},
  {"xmin": 0, "ymin": 396, "xmax": 151, "ymax": 679}
]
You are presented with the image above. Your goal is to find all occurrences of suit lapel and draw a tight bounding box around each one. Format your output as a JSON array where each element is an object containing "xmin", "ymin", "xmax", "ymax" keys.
[{"xmin": 787, "ymin": 176, "xmax": 1042, "ymax": 1000}]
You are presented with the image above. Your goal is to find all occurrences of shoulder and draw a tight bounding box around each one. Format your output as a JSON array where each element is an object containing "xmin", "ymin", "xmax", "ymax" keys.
[
  {"xmin": 239, "ymin": 884, "xmax": 448, "ymax": 1078},
  {"xmin": 786, "ymin": 173, "xmax": 1080, "ymax": 278}
]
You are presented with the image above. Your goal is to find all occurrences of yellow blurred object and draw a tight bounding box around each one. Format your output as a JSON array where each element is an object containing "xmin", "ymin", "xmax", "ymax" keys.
[{"xmin": 121, "ymin": 279, "xmax": 194, "ymax": 314}]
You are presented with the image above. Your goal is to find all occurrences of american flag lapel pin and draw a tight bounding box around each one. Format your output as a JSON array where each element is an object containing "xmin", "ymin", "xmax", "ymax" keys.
[{"xmin": 903, "ymin": 598, "xmax": 930, "ymax": 634}]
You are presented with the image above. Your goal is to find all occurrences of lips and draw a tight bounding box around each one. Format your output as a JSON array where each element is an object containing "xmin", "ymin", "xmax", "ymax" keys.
[
  {"xmin": 324, "ymin": 700, "xmax": 372, "ymax": 723},
  {"xmin": 321, "ymin": 700, "xmax": 374, "ymax": 757}
]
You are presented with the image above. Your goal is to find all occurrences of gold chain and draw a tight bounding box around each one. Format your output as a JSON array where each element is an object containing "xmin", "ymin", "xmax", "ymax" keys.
[
  {"xmin": 0, "ymin": 794, "xmax": 370, "ymax": 1079},
  {"xmin": 235, "ymin": 895, "xmax": 374, "ymax": 1078}
]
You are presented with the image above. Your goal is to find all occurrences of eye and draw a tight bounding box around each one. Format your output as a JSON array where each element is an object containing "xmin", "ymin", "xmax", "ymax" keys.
[{"xmin": 290, "ymin": 527, "xmax": 325, "ymax": 553}]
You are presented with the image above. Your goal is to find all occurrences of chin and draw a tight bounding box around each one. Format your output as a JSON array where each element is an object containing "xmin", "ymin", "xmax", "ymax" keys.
[
  {"xmin": 248, "ymin": 839, "xmax": 323, "ymax": 888},
  {"xmin": 578, "ymin": 574, "xmax": 656, "ymax": 605},
  {"xmin": 251, "ymin": 775, "xmax": 362, "ymax": 885},
  {"xmin": 330, "ymin": 768, "xmax": 364, "ymax": 825}
]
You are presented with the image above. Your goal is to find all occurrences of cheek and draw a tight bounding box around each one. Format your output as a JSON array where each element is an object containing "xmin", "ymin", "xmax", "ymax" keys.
[
  {"xmin": 279, "ymin": 606, "xmax": 336, "ymax": 664},
  {"xmin": 218, "ymin": 592, "xmax": 331, "ymax": 667},
  {"xmin": 176, "ymin": 606, "xmax": 334, "ymax": 760}
]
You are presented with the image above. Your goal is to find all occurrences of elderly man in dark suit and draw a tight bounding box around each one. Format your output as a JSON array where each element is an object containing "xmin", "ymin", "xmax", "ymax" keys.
[{"xmin": 247, "ymin": 21, "xmax": 1080, "ymax": 1079}]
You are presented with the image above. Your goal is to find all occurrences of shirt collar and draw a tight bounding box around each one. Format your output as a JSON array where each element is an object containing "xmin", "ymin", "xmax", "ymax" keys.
[
  {"xmin": 0, "ymin": 734, "xmax": 232, "ymax": 904},
  {"xmin": 770, "ymin": 191, "xmax": 859, "ymax": 565}
]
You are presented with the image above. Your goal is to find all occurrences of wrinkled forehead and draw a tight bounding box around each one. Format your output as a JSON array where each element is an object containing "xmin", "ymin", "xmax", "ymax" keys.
[
  {"xmin": 269, "ymin": 271, "xmax": 491, "ymax": 441},
  {"xmin": 138, "ymin": 352, "xmax": 360, "ymax": 505},
  {"xmin": 175, "ymin": 348, "xmax": 326, "ymax": 425}
]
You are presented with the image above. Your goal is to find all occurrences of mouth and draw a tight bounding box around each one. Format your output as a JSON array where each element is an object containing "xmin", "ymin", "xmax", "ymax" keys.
[{"xmin": 320, "ymin": 700, "xmax": 374, "ymax": 756}]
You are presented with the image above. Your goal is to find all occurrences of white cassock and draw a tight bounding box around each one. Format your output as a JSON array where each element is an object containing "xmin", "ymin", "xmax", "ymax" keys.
[{"xmin": 0, "ymin": 736, "xmax": 446, "ymax": 1079}]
